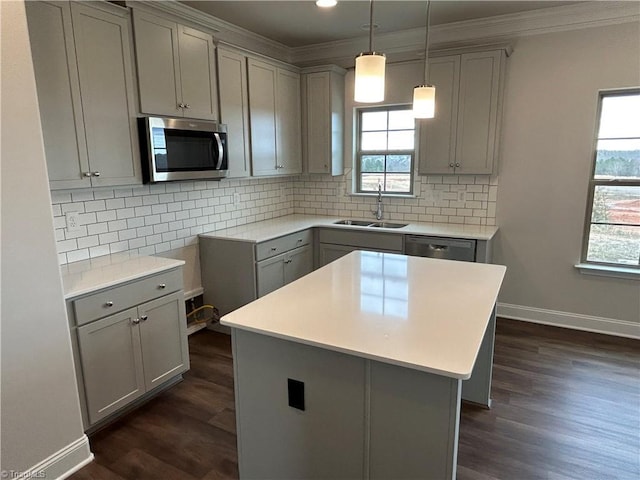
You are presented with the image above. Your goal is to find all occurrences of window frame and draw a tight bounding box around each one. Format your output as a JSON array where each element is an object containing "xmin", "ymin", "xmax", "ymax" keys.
[
  {"xmin": 355, "ymin": 105, "xmax": 415, "ymax": 195},
  {"xmin": 580, "ymin": 88, "xmax": 640, "ymax": 270}
]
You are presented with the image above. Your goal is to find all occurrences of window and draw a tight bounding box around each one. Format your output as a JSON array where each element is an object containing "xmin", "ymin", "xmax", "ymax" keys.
[
  {"xmin": 356, "ymin": 106, "xmax": 415, "ymax": 194},
  {"xmin": 582, "ymin": 90, "xmax": 640, "ymax": 268}
]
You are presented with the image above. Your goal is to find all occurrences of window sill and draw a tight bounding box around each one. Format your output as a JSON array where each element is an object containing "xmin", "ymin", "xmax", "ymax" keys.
[
  {"xmin": 574, "ymin": 263, "xmax": 639, "ymax": 280},
  {"xmin": 347, "ymin": 192, "xmax": 418, "ymax": 199}
]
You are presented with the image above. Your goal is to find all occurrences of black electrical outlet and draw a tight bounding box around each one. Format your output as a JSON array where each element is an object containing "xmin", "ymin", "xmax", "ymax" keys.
[{"xmin": 287, "ymin": 378, "xmax": 305, "ymax": 411}]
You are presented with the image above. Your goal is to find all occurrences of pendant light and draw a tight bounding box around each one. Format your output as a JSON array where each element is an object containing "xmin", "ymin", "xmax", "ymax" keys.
[
  {"xmin": 354, "ymin": 0, "xmax": 385, "ymax": 103},
  {"xmin": 413, "ymin": 1, "xmax": 435, "ymax": 118}
]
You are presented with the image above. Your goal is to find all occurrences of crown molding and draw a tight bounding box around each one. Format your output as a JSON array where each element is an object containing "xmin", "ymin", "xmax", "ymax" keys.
[
  {"xmin": 126, "ymin": 0, "xmax": 291, "ymax": 62},
  {"xmin": 291, "ymin": 1, "xmax": 640, "ymax": 67}
]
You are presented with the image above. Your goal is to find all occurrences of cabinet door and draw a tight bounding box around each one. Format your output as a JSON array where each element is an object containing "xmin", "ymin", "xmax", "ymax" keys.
[
  {"xmin": 455, "ymin": 51, "xmax": 502, "ymax": 174},
  {"xmin": 26, "ymin": 1, "xmax": 91, "ymax": 189},
  {"xmin": 218, "ymin": 47, "xmax": 250, "ymax": 177},
  {"xmin": 256, "ymin": 254, "xmax": 285, "ymax": 298},
  {"xmin": 319, "ymin": 243, "xmax": 358, "ymax": 267},
  {"xmin": 248, "ymin": 59, "xmax": 278, "ymax": 176},
  {"xmin": 276, "ymin": 68, "xmax": 302, "ymax": 174},
  {"xmin": 71, "ymin": 3, "xmax": 140, "ymax": 187},
  {"xmin": 133, "ymin": 10, "xmax": 182, "ymax": 117},
  {"xmin": 178, "ymin": 25, "xmax": 218, "ymax": 121},
  {"xmin": 138, "ymin": 291, "xmax": 189, "ymax": 391},
  {"xmin": 284, "ymin": 245, "xmax": 313, "ymax": 285},
  {"xmin": 418, "ymin": 55, "xmax": 460, "ymax": 175},
  {"xmin": 77, "ymin": 307, "xmax": 144, "ymax": 425}
]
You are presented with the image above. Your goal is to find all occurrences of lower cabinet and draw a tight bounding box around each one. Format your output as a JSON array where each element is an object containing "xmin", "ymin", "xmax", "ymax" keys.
[
  {"xmin": 69, "ymin": 270, "xmax": 189, "ymax": 429},
  {"xmin": 257, "ymin": 245, "xmax": 313, "ymax": 297},
  {"xmin": 317, "ymin": 228, "xmax": 404, "ymax": 267}
]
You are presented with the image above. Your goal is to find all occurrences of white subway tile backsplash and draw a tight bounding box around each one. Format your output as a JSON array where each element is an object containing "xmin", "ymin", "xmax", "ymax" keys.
[{"xmin": 52, "ymin": 175, "xmax": 495, "ymax": 265}]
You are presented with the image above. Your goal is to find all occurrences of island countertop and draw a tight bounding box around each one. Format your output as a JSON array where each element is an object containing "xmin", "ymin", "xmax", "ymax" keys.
[{"xmin": 221, "ymin": 250, "xmax": 506, "ymax": 379}]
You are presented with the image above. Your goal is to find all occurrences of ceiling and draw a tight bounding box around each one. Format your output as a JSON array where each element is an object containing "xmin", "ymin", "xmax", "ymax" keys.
[{"xmin": 181, "ymin": 1, "xmax": 582, "ymax": 48}]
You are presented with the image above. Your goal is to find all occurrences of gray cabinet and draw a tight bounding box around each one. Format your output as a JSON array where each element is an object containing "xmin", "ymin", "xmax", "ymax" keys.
[
  {"xmin": 217, "ymin": 45, "xmax": 251, "ymax": 178},
  {"xmin": 302, "ymin": 66, "xmax": 346, "ymax": 175},
  {"xmin": 26, "ymin": 1, "xmax": 140, "ymax": 189},
  {"xmin": 419, "ymin": 50, "xmax": 505, "ymax": 175},
  {"xmin": 248, "ymin": 58, "xmax": 302, "ymax": 176},
  {"xmin": 132, "ymin": 9, "xmax": 218, "ymax": 120},
  {"xmin": 317, "ymin": 228, "xmax": 403, "ymax": 267},
  {"xmin": 200, "ymin": 230, "xmax": 313, "ymax": 315},
  {"xmin": 69, "ymin": 269, "xmax": 188, "ymax": 429},
  {"xmin": 257, "ymin": 245, "xmax": 313, "ymax": 297}
]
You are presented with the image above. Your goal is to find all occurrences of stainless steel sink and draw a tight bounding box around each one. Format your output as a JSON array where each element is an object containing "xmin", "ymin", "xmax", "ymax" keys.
[
  {"xmin": 369, "ymin": 222, "xmax": 408, "ymax": 229},
  {"xmin": 333, "ymin": 219, "xmax": 408, "ymax": 229},
  {"xmin": 334, "ymin": 219, "xmax": 375, "ymax": 226}
]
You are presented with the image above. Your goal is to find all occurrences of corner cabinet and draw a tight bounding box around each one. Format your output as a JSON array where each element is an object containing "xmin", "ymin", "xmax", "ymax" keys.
[
  {"xmin": 419, "ymin": 49, "xmax": 506, "ymax": 175},
  {"xmin": 248, "ymin": 58, "xmax": 302, "ymax": 176},
  {"xmin": 302, "ymin": 65, "xmax": 346, "ymax": 176},
  {"xmin": 26, "ymin": 1, "xmax": 140, "ymax": 189},
  {"xmin": 132, "ymin": 9, "xmax": 218, "ymax": 121},
  {"xmin": 68, "ymin": 268, "xmax": 189, "ymax": 430}
]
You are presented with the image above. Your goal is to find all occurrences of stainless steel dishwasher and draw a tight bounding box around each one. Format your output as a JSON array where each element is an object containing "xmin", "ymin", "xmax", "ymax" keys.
[{"xmin": 404, "ymin": 235, "xmax": 476, "ymax": 262}]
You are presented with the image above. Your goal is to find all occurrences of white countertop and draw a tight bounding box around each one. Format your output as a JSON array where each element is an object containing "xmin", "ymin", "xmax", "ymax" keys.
[
  {"xmin": 199, "ymin": 214, "xmax": 498, "ymax": 243},
  {"xmin": 221, "ymin": 251, "xmax": 506, "ymax": 379},
  {"xmin": 60, "ymin": 252, "xmax": 184, "ymax": 299}
]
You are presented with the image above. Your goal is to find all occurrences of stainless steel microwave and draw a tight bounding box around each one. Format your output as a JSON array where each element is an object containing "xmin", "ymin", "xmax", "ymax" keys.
[{"xmin": 139, "ymin": 116, "xmax": 228, "ymax": 183}]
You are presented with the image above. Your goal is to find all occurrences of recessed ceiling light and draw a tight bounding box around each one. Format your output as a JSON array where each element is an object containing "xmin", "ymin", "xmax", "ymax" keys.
[{"xmin": 316, "ymin": 0, "xmax": 337, "ymax": 8}]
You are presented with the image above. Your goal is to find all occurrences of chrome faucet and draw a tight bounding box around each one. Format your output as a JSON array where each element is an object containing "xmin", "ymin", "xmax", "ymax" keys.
[{"xmin": 373, "ymin": 184, "xmax": 383, "ymax": 220}]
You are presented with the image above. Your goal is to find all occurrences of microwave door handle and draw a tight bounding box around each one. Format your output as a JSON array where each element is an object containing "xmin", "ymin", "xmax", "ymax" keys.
[{"xmin": 213, "ymin": 133, "xmax": 224, "ymax": 170}]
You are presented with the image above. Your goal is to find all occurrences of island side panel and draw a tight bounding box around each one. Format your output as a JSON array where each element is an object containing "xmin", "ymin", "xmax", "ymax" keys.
[
  {"xmin": 462, "ymin": 304, "xmax": 496, "ymax": 407},
  {"xmin": 368, "ymin": 360, "xmax": 462, "ymax": 480},
  {"xmin": 232, "ymin": 329, "xmax": 366, "ymax": 479}
]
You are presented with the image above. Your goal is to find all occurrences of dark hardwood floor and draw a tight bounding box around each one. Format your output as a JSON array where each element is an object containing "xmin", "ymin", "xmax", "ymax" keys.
[{"xmin": 71, "ymin": 319, "xmax": 640, "ymax": 480}]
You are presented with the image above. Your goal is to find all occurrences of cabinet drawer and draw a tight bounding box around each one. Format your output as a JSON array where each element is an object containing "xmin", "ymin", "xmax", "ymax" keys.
[
  {"xmin": 73, "ymin": 268, "xmax": 182, "ymax": 326},
  {"xmin": 256, "ymin": 229, "xmax": 312, "ymax": 261},
  {"xmin": 318, "ymin": 229, "xmax": 403, "ymax": 252}
]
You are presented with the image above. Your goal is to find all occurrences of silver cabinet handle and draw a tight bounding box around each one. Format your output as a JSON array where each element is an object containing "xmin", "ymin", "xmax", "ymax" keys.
[
  {"xmin": 158, "ymin": 283, "xmax": 166, "ymax": 289},
  {"xmin": 178, "ymin": 103, "xmax": 184, "ymax": 108},
  {"xmin": 297, "ymin": 238, "xmax": 303, "ymax": 243},
  {"xmin": 140, "ymin": 315, "xmax": 148, "ymax": 322},
  {"xmin": 449, "ymin": 163, "xmax": 454, "ymax": 168},
  {"xmin": 284, "ymin": 259, "xmax": 292, "ymax": 264},
  {"xmin": 93, "ymin": 171, "xmax": 100, "ymax": 177},
  {"xmin": 105, "ymin": 301, "xmax": 114, "ymax": 307},
  {"xmin": 83, "ymin": 172, "xmax": 92, "ymax": 177},
  {"xmin": 271, "ymin": 247, "xmax": 277, "ymax": 251},
  {"xmin": 131, "ymin": 318, "xmax": 140, "ymax": 325},
  {"xmin": 184, "ymin": 104, "xmax": 191, "ymax": 109},
  {"xmin": 455, "ymin": 163, "xmax": 460, "ymax": 168}
]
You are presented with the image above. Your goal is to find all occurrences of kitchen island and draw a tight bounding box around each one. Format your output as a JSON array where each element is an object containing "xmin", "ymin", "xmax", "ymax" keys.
[{"xmin": 221, "ymin": 251, "xmax": 506, "ymax": 479}]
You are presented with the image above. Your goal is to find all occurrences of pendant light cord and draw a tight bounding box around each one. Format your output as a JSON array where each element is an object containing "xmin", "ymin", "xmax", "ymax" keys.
[
  {"xmin": 423, "ymin": 0, "xmax": 431, "ymax": 84},
  {"xmin": 368, "ymin": 0, "xmax": 374, "ymax": 52}
]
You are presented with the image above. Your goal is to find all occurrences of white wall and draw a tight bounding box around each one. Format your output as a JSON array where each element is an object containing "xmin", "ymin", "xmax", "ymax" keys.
[
  {"xmin": 494, "ymin": 22, "xmax": 640, "ymax": 333},
  {"xmin": 0, "ymin": 1, "xmax": 91, "ymax": 476}
]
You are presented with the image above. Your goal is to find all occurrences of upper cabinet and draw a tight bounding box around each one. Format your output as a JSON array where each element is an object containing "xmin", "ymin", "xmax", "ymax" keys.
[
  {"xmin": 217, "ymin": 45, "xmax": 251, "ymax": 178},
  {"xmin": 132, "ymin": 10, "xmax": 218, "ymax": 121},
  {"xmin": 248, "ymin": 58, "xmax": 302, "ymax": 176},
  {"xmin": 26, "ymin": 1, "xmax": 141, "ymax": 190},
  {"xmin": 419, "ymin": 49, "xmax": 506, "ymax": 175},
  {"xmin": 302, "ymin": 66, "xmax": 346, "ymax": 176}
]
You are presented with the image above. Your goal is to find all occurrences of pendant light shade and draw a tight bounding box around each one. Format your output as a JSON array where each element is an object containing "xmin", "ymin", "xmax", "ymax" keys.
[
  {"xmin": 413, "ymin": 1, "xmax": 435, "ymax": 118},
  {"xmin": 354, "ymin": 0, "xmax": 385, "ymax": 103},
  {"xmin": 413, "ymin": 85, "xmax": 435, "ymax": 118},
  {"xmin": 355, "ymin": 52, "xmax": 386, "ymax": 103}
]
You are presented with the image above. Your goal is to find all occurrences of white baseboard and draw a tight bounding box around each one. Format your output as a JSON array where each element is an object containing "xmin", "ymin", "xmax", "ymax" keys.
[
  {"xmin": 497, "ymin": 303, "xmax": 640, "ymax": 339},
  {"xmin": 18, "ymin": 435, "xmax": 94, "ymax": 480}
]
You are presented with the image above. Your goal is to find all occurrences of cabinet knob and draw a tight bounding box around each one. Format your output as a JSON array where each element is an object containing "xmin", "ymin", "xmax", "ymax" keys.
[
  {"xmin": 92, "ymin": 171, "xmax": 100, "ymax": 177},
  {"xmin": 83, "ymin": 172, "xmax": 92, "ymax": 177},
  {"xmin": 270, "ymin": 247, "xmax": 277, "ymax": 252},
  {"xmin": 297, "ymin": 238, "xmax": 303, "ymax": 243},
  {"xmin": 178, "ymin": 103, "xmax": 184, "ymax": 108},
  {"xmin": 140, "ymin": 315, "xmax": 148, "ymax": 322},
  {"xmin": 184, "ymin": 104, "xmax": 191, "ymax": 109},
  {"xmin": 105, "ymin": 301, "xmax": 114, "ymax": 307},
  {"xmin": 449, "ymin": 163, "xmax": 454, "ymax": 168},
  {"xmin": 131, "ymin": 318, "xmax": 140, "ymax": 325},
  {"xmin": 455, "ymin": 163, "xmax": 460, "ymax": 168},
  {"xmin": 158, "ymin": 283, "xmax": 166, "ymax": 289}
]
